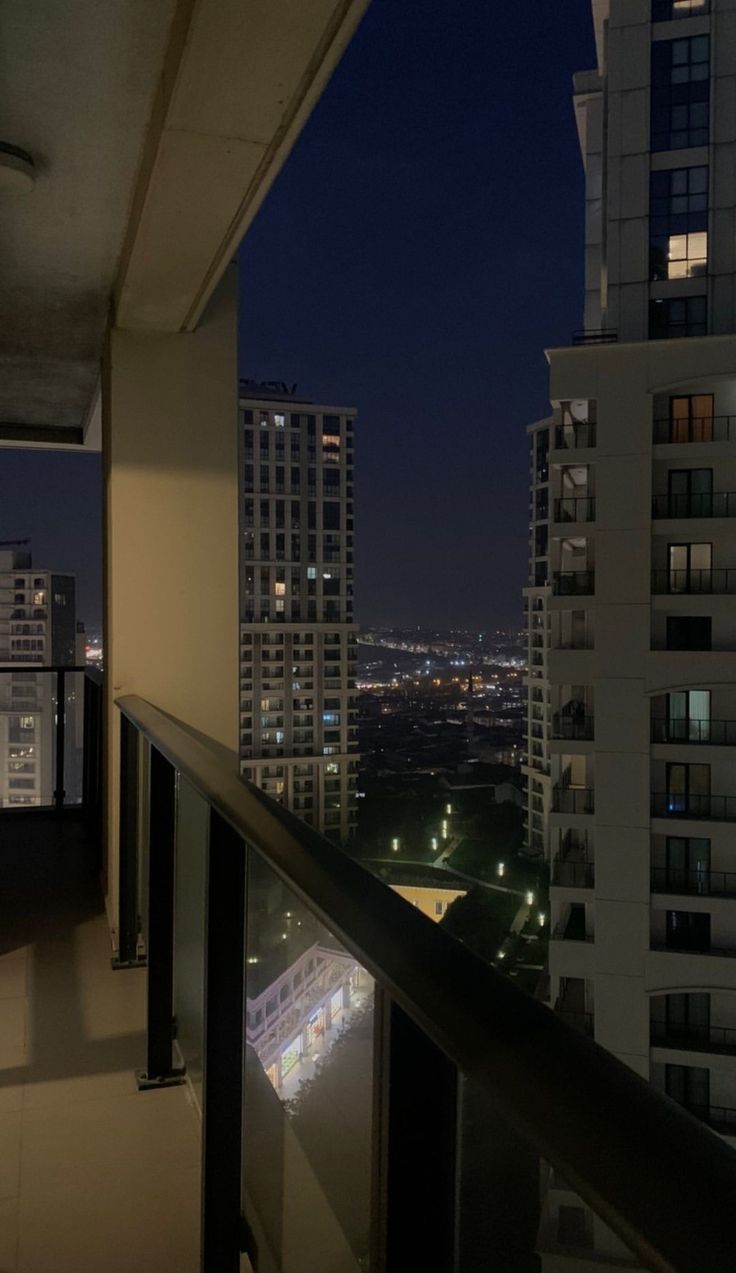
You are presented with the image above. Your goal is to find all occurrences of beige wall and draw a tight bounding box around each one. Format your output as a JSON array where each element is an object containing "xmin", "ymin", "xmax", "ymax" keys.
[
  {"xmin": 390, "ymin": 884, "xmax": 466, "ymax": 921},
  {"xmin": 102, "ymin": 266, "xmax": 239, "ymax": 939}
]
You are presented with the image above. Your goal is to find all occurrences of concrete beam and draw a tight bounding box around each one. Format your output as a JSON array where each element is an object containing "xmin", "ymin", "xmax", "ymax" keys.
[{"xmin": 115, "ymin": 0, "xmax": 369, "ymax": 333}]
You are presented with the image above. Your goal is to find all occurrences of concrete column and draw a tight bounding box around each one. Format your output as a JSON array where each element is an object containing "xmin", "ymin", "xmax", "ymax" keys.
[{"xmin": 102, "ymin": 266, "xmax": 239, "ymax": 942}]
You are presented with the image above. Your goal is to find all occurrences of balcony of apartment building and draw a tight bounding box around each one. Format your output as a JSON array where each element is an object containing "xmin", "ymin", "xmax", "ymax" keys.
[
  {"xmin": 652, "ymin": 388, "xmax": 736, "ymax": 450},
  {"xmin": 650, "ymin": 1060, "xmax": 736, "ymax": 1145},
  {"xmin": 550, "ymin": 537, "xmax": 595, "ymax": 600},
  {"xmin": 550, "ymin": 400, "xmax": 597, "ymax": 459},
  {"xmin": 554, "ymin": 976, "xmax": 594, "ymax": 1038},
  {"xmin": 650, "ymin": 831, "xmax": 736, "ymax": 903},
  {"xmin": 651, "ymin": 759, "xmax": 736, "ymax": 824},
  {"xmin": 551, "ymin": 465, "xmax": 595, "ymax": 533},
  {"xmin": 650, "ymin": 690, "xmax": 736, "ymax": 759},
  {"xmin": 550, "ymin": 687, "xmax": 594, "ymax": 750},
  {"xmin": 651, "ymin": 544, "xmax": 736, "ymax": 597},
  {"xmin": 549, "ymin": 902, "xmax": 595, "ymax": 979},
  {"xmin": 648, "ymin": 902, "xmax": 736, "ymax": 1001},
  {"xmin": 650, "ymin": 993, "xmax": 736, "ymax": 1066},
  {"xmin": 550, "ymin": 756, "xmax": 595, "ymax": 824},
  {"xmin": 551, "ymin": 830, "xmax": 594, "ymax": 894}
]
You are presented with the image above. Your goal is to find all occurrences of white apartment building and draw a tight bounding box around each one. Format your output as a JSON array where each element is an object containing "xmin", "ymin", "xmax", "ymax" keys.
[
  {"xmin": 527, "ymin": 0, "xmax": 736, "ymax": 1261},
  {"xmin": 0, "ymin": 546, "xmax": 80, "ymax": 807},
  {"xmin": 238, "ymin": 382, "xmax": 359, "ymax": 842}
]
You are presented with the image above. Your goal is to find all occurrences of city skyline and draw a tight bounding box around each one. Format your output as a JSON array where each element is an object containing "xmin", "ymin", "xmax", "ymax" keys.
[{"xmin": 0, "ymin": 0, "xmax": 595, "ymax": 633}]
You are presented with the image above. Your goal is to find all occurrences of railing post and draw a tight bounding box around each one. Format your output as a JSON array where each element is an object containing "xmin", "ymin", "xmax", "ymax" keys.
[
  {"xmin": 375, "ymin": 995, "xmax": 459, "ymax": 1271},
  {"xmin": 53, "ymin": 668, "xmax": 66, "ymax": 813},
  {"xmin": 201, "ymin": 809, "xmax": 246, "ymax": 1272},
  {"xmin": 137, "ymin": 746, "xmax": 185, "ymax": 1090},
  {"xmin": 114, "ymin": 713, "xmax": 143, "ymax": 968}
]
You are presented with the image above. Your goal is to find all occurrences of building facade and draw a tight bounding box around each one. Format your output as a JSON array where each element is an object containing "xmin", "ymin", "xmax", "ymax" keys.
[
  {"xmin": 0, "ymin": 546, "xmax": 80, "ymax": 807},
  {"xmin": 239, "ymin": 382, "xmax": 359, "ymax": 842},
  {"xmin": 528, "ymin": 0, "xmax": 736, "ymax": 1260}
]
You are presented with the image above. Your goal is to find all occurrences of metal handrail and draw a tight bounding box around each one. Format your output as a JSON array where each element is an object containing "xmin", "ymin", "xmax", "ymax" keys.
[
  {"xmin": 651, "ymin": 718, "xmax": 736, "ymax": 745},
  {"xmin": 552, "ymin": 570, "xmax": 595, "ymax": 596},
  {"xmin": 552, "ymin": 785, "xmax": 595, "ymax": 814},
  {"xmin": 650, "ymin": 867, "xmax": 736, "ymax": 897},
  {"xmin": 572, "ymin": 328, "xmax": 618, "ymax": 345},
  {"xmin": 652, "ymin": 492, "xmax": 736, "ymax": 519},
  {"xmin": 651, "ymin": 568, "xmax": 736, "ymax": 595},
  {"xmin": 653, "ymin": 415, "xmax": 735, "ymax": 444},
  {"xmin": 552, "ymin": 712, "xmax": 594, "ymax": 741},
  {"xmin": 116, "ymin": 693, "xmax": 736, "ymax": 1272},
  {"xmin": 553, "ymin": 422, "xmax": 597, "ymax": 449},
  {"xmin": 650, "ymin": 1021, "xmax": 736, "ymax": 1053},
  {"xmin": 651, "ymin": 792, "xmax": 736, "ymax": 822},
  {"xmin": 553, "ymin": 496, "xmax": 596, "ymax": 523}
]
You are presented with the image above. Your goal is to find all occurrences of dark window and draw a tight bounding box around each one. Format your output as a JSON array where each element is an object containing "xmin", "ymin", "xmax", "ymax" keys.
[
  {"xmin": 665, "ymin": 615, "xmax": 711, "ymax": 649},
  {"xmin": 535, "ymin": 525, "xmax": 548, "ymax": 557},
  {"xmin": 535, "ymin": 488, "xmax": 549, "ymax": 519},
  {"xmin": 652, "ymin": 0, "xmax": 709, "ymax": 18},
  {"xmin": 650, "ymin": 167, "xmax": 708, "ymax": 281},
  {"xmin": 651, "ymin": 36, "xmax": 710, "ymax": 151},
  {"xmin": 666, "ymin": 909, "xmax": 710, "ymax": 952},
  {"xmin": 323, "ymin": 502, "xmax": 340, "ymax": 530},
  {"xmin": 535, "ymin": 429, "xmax": 549, "ymax": 482},
  {"xmin": 650, "ymin": 295, "xmax": 706, "ymax": 339},
  {"xmin": 323, "ymin": 414, "xmax": 340, "ymax": 432},
  {"xmin": 242, "ymin": 409, "xmax": 253, "ymax": 424},
  {"xmin": 665, "ymin": 1063, "xmax": 709, "ymax": 1112}
]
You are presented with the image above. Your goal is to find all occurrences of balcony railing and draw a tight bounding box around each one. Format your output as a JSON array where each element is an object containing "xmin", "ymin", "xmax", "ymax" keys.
[
  {"xmin": 111, "ymin": 692, "xmax": 736, "ymax": 1273},
  {"xmin": 651, "ymin": 718, "xmax": 736, "ymax": 745},
  {"xmin": 678, "ymin": 1103, "xmax": 736, "ymax": 1135},
  {"xmin": 652, "ymin": 492, "xmax": 736, "ymax": 519},
  {"xmin": 650, "ymin": 867, "xmax": 736, "ymax": 898},
  {"xmin": 0, "ymin": 664, "xmax": 102, "ymax": 815},
  {"xmin": 552, "ymin": 786, "xmax": 595, "ymax": 814},
  {"xmin": 552, "ymin": 570, "xmax": 595, "ymax": 596},
  {"xmin": 556, "ymin": 1006, "xmax": 594, "ymax": 1036},
  {"xmin": 651, "ymin": 792, "xmax": 736, "ymax": 822},
  {"xmin": 653, "ymin": 415, "xmax": 736, "ymax": 445},
  {"xmin": 552, "ymin": 713, "xmax": 594, "ymax": 741},
  {"xmin": 651, "ymin": 939, "xmax": 736, "ymax": 960},
  {"xmin": 572, "ymin": 328, "xmax": 618, "ymax": 345},
  {"xmin": 552, "ymin": 859, "xmax": 595, "ymax": 888},
  {"xmin": 651, "ymin": 568, "xmax": 736, "ymax": 595},
  {"xmin": 553, "ymin": 496, "xmax": 596, "ymax": 523},
  {"xmin": 553, "ymin": 422, "xmax": 597, "ymax": 450},
  {"xmin": 650, "ymin": 1021, "xmax": 736, "ymax": 1055}
]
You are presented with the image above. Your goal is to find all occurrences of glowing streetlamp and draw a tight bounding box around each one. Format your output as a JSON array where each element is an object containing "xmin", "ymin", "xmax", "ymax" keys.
[
  {"xmin": 525, "ymin": 891, "xmax": 534, "ymax": 906},
  {"xmin": 445, "ymin": 802, "xmax": 453, "ymax": 816},
  {"xmin": 538, "ymin": 912, "xmax": 546, "ymax": 928},
  {"xmin": 391, "ymin": 837, "xmax": 400, "ymax": 852},
  {"xmin": 431, "ymin": 836, "xmax": 438, "ymax": 852},
  {"xmin": 441, "ymin": 820, "xmax": 448, "ymax": 839},
  {"xmin": 496, "ymin": 861, "xmax": 505, "ymax": 878}
]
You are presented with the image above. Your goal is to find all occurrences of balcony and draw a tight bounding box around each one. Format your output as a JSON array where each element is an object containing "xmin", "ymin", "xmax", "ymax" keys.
[
  {"xmin": 650, "ymin": 1021, "xmax": 736, "ymax": 1057},
  {"xmin": 651, "ymin": 792, "xmax": 736, "ymax": 822},
  {"xmin": 552, "ymin": 858, "xmax": 595, "ymax": 888},
  {"xmin": 553, "ymin": 422, "xmax": 597, "ymax": 450},
  {"xmin": 552, "ymin": 570, "xmax": 595, "ymax": 597},
  {"xmin": 571, "ymin": 328, "xmax": 618, "ymax": 345},
  {"xmin": 552, "ymin": 786, "xmax": 594, "ymax": 814},
  {"xmin": 675, "ymin": 1104, "xmax": 736, "ymax": 1136},
  {"xmin": 651, "ymin": 867, "xmax": 736, "ymax": 898},
  {"xmin": 651, "ymin": 718, "xmax": 736, "ymax": 745},
  {"xmin": 551, "ymin": 713, "xmax": 594, "ymax": 741},
  {"xmin": 652, "ymin": 492, "xmax": 736, "ymax": 519},
  {"xmin": 653, "ymin": 416, "xmax": 736, "ymax": 445},
  {"xmin": 555, "ymin": 1006, "xmax": 594, "ymax": 1036},
  {"xmin": 651, "ymin": 569, "xmax": 736, "ymax": 595},
  {"xmin": 553, "ymin": 496, "xmax": 595, "ymax": 523}
]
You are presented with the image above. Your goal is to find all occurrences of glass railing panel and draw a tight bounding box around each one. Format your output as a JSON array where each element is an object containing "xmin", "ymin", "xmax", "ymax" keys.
[
  {"xmin": 243, "ymin": 848, "xmax": 374, "ymax": 1272},
  {"xmin": 0, "ymin": 669, "xmax": 55, "ymax": 808},
  {"xmin": 61, "ymin": 670, "xmax": 85, "ymax": 806},
  {"xmin": 173, "ymin": 774, "xmax": 209, "ymax": 1106}
]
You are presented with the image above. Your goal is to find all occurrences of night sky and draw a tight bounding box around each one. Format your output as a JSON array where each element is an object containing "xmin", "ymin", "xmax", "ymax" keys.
[{"xmin": 2, "ymin": 1, "xmax": 595, "ymax": 636}]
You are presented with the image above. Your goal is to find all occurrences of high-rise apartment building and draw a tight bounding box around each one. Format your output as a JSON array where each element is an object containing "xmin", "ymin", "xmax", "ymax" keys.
[
  {"xmin": 527, "ymin": 0, "xmax": 736, "ymax": 1259},
  {"xmin": 238, "ymin": 381, "xmax": 359, "ymax": 842},
  {"xmin": 0, "ymin": 546, "xmax": 80, "ymax": 807}
]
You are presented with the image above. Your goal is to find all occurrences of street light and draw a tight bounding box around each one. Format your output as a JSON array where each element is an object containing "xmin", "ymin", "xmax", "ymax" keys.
[
  {"xmin": 441, "ymin": 820, "xmax": 448, "ymax": 839},
  {"xmin": 525, "ymin": 891, "xmax": 534, "ymax": 906},
  {"xmin": 431, "ymin": 836, "xmax": 438, "ymax": 852},
  {"xmin": 497, "ymin": 861, "xmax": 505, "ymax": 878},
  {"xmin": 391, "ymin": 837, "xmax": 400, "ymax": 852},
  {"xmin": 538, "ymin": 912, "xmax": 546, "ymax": 928},
  {"xmin": 446, "ymin": 802, "xmax": 453, "ymax": 816}
]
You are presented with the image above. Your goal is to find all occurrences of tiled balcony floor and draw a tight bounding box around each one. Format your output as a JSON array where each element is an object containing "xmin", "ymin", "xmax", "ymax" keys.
[{"xmin": 0, "ymin": 813, "xmax": 200, "ymax": 1273}]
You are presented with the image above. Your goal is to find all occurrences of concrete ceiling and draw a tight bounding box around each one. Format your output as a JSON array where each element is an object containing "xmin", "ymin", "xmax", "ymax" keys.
[
  {"xmin": 0, "ymin": 0, "xmax": 369, "ymax": 445},
  {"xmin": 0, "ymin": 0, "xmax": 178, "ymax": 435}
]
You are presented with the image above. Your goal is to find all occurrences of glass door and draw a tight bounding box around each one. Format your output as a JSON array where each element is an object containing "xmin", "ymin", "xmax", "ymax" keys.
[
  {"xmin": 667, "ymin": 689, "xmax": 710, "ymax": 741},
  {"xmin": 669, "ymin": 393, "xmax": 714, "ymax": 442},
  {"xmin": 668, "ymin": 468, "xmax": 712, "ymax": 517},
  {"xmin": 668, "ymin": 543, "xmax": 711, "ymax": 593}
]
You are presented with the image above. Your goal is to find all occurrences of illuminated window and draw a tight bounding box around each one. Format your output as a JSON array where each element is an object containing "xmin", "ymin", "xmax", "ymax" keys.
[
  {"xmin": 33, "ymin": 591, "xmax": 45, "ymax": 605},
  {"xmin": 259, "ymin": 412, "xmax": 269, "ymax": 428},
  {"xmin": 274, "ymin": 413, "xmax": 286, "ymax": 428},
  {"xmin": 307, "ymin": 566, "xmax": 317, "ymax": 579},
  {"xmin": 665, "ymin": 230, "xmax": 707, "ymax": 278},
  {"xmin": 275, "ymin": 599, "xmax": 285, "ymax": 612},
  {"xmin": 652, "ymin": 0, "xmax": 709, "ymax": 17},
  {"xmin": 20, "ymin": 717, "xmax": 34, "ymax": 730},
  {"xmin": 274, "ymin": 581, "xmax": 286, "ymax": 596}
]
